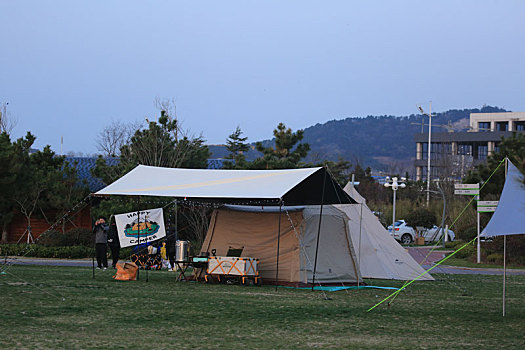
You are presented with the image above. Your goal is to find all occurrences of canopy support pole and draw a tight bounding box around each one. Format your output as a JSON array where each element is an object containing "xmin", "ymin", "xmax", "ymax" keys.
[
  {"xmin": 502, "ymin": 157, "xmax": 508, "ymax": 316},
  {"xmin": 357, "ymin": 203, "xmax": 363, "ymax": 288},
  {"xmin": 503, "ymin": 235, "xmax": 506, "ymax": 317},
  {"xmin": 90, "ymin": 196, "xmax": 95, "ymax": 280},
  {"xmin": 275, "ymin": 200, "xmax": 283, "ymax": 290},
  {"xmin": 136, "ymin": 197, "xmax": 140, "ymax": 281},
  {"xmin": 312, "ymin": 169, "xmax": 327, "ymax": 291}
]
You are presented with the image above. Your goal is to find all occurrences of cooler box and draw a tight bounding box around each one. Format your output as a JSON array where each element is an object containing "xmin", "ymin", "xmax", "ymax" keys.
[{"xmin": 207, "ymin": 256, "xmax": 258, "ymax": 276}]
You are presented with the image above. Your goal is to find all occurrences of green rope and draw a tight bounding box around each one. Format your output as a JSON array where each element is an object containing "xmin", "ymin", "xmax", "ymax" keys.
[
  {"xmin": 367, "ymin": 236, "xmax": 477, "ymax": 312},
  {"xmin": 368, "ymin": 157, "xmax": 506, "ymax": 312}
]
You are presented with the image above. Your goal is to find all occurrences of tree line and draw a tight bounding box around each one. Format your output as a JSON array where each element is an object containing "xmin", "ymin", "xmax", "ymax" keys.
[
  {"xmin": 0, "ymin": 132, "xmax": 89, "ymax": 242},
  {"xmin": 2, "ymin": 99, "xmax": 524, "ymax": 250}
]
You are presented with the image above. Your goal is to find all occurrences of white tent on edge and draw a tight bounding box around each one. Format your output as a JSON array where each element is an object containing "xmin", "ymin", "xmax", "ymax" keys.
[
  {"xmin": 481, "ymin": 160, "xmax": 525, "ymax": 237},
  {"xmin": 480, "ymin": 159, "xmax": 525, "ymax": 316}
]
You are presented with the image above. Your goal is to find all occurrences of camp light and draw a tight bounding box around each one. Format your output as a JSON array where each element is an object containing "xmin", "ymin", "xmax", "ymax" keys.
[{"xmin": 384, "ymin": 177, "xmax": 406, "ymax": 239}]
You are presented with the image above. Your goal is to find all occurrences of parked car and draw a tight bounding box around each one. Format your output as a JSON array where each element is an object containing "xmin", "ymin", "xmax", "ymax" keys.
[
  {"xmin": 388, "ymin": 220, "xmax": 455, "ymax": 244},
  {"xmin": 388, "ymin": 220, "xmax": 416, "ymax": 244},
  {"xmin": 424, "ymin": 225, "xmax": 455, "ymax": 242}
]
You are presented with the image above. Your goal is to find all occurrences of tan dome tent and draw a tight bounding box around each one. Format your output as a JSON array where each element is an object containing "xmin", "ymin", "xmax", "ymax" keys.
[
  {"xmin": 201, "ymin": 205, "xmax": 362, "ymax": 285},
  {"xmin": 199, "ymin": 184, "xmax": 432, "ymax": 285}
]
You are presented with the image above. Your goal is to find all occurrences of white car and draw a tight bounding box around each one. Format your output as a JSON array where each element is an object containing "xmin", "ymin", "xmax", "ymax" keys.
[
  {"xmin": 388, "ymin": 220, "xmax": 455, "ymax": 244},
  {"xmin": 424, "ymin": 225, "xmax": 455, "ymax": 243},
  {"xmin": 388, "ymin": 220, "xmax": 416, "ymax": 244}
]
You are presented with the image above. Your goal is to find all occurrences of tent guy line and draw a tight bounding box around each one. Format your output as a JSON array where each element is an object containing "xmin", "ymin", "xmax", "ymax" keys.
[
  {"xmin": 413, "ymin": 157, "xmax": 505, "ymax": 269},
  {"xmin": 367, "ymin": 235, "xmax": 479, "ymax": 312},
  {"xmin": 368, "ymin": 157, "xmax": 507, "ymax": 312}
]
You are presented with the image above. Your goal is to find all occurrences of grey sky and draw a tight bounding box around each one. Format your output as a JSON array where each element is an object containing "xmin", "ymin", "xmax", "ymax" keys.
[{"xmin": 1, "ymin": 1, "xmax": 524, "ymax": 155}]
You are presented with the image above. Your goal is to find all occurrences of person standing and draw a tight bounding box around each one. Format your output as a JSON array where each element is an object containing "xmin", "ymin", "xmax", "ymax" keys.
[
  {"xmin": 166, "ymin": 221, "xmax": 178, "ymax": 271},
  {"xmin": 107, "ymin": 217, "xmax": 120, "ymax": 269},
  {"xmin": 93, "ymin": 216, "xmax": 109, "ymax": 270}
]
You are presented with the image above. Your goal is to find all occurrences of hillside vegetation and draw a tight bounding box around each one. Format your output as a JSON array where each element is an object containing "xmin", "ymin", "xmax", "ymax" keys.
[{"xmin": 209, "ymin": 106, "xmax": 507, "ymax": 172}]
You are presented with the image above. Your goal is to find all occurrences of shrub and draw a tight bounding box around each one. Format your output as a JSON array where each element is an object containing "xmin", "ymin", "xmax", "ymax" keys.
[
  {"xmin": 38, "ymin": 230, "xmax": 67, "ymax": 247},
  {"xmin": 38, "ymin": 228, "xmax": 93, "ymax": 247},
  {"xmin": 453, "ymin": 243, "xmax": 476, "ymax": 259},
  {"xmin": 486, "ymin": 253, "xmax": 503, "ymax": 264},
  {"xmin": 483, "ymin": 235, "xmax": 525, "ymax": 266},
  {"xmin": 0, "ymin": 244, "xmax": 94, "ymax": 259},
  {"xmin": 457, "ymin": 226, "xmax": 477, "ymax": 241},
  {"xmin": 64, "ymin": 228, "xmax": 93, "ymax": 247},
  {"xmin": 405, "ymin": 208, "xmax": 436, "ymax": 229}
]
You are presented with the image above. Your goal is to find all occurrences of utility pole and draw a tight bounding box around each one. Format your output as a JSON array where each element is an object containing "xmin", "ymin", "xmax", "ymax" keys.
[{"xmin": 418, "ymin": 102, "xmax": 435, "ymax": 207}]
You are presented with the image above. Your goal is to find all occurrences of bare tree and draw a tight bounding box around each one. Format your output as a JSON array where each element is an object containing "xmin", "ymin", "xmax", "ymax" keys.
[
  {"xmin": 154, "ymin": 97, "xmax": 186, "ymax": 141},
  {"xmin": 96, "ymin": 120, "xmax": 140, "ymax": 157},
  {"xmin": 180, "ymin": 204, "xmax": 213, "ymax": 245},
  {"xmin": 120, "ymin": 98, "xmax": 208, "ymax": 168},
  {"xmin": 0, "ymin": 102, "xmax": 17, "ymax": 135}
]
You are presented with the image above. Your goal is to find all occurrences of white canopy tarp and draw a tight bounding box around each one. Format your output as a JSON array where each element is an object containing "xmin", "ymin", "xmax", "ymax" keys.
[
  {"xmin": 94, "ymin": 165, "xmax": 354, "ymax": 205},
  {"xmin": 481, "ymin": 161, "xmax": 525, "ymax": 237}
]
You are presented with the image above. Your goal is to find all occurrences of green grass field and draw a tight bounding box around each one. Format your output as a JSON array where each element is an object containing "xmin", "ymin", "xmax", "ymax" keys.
[{"xmin": 1, "ymin": 265, "xmax": 524, "ymax": 349}]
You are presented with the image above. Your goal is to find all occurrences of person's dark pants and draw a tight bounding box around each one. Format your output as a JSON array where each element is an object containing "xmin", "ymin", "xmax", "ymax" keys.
[
  {"xmin": 109, "ymin": 244, "xmax": 120, "ymax": 268},
  {"xmin": 95, "ymin": 243, "xmax": 108, "ymax": 268},
  {"xmin": 168, "ymin": 250, "xmax": 176, "ymax": 269}
]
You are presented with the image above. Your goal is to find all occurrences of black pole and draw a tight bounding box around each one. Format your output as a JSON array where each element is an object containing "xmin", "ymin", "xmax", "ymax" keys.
[
  {"xmin": 175, "ymin": 199, "xmax": 178, "ymax": 242},
  {"xmin": 312, "ymin": 168, "xmax": 327, "ymax": 291},
  {"xmin": 275, "ymin": 200, "xmax": 283, "ymax": 290},
  {"xmin": 90, "ymin": 196, "xmax": 95, "ymax": 279},
  {"xmin": 136, "ymin": 197, "xmax": 140, "ymax": 281}
]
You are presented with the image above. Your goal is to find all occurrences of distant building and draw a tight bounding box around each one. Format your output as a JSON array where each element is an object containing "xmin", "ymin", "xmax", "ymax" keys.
[
  {"xmin": 207, "ymin": 158, "xmax": 228, "ymax": 169},
  {"xmin": 65, "ymin": 157, "xmax": 120, "ymax": 192},
  {"xmin": 414, "ymin": 111, "xmax": 525, "ymax": 180}
]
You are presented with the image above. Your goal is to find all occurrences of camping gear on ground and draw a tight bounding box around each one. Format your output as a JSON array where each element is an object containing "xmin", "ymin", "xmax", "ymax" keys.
[
  {"xmin": 205, "ymin": 256, "xmax": 260, "ymax": 285},
  {"xmin": 113, "ymin": 261, "xmax": 138, "ymax": 281},
  {"xmin": 131, "ymin": 252, "xmax": 162, "ymax": 270},
  {"xmin": 175, "ymin": 240, "xmax": 190, "ymax": 262}
]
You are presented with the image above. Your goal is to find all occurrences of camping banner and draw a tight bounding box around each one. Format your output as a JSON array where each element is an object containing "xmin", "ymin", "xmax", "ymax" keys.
[{"xmin": 115, "ymin": 208, "xmax": 166, "ymax": 248}]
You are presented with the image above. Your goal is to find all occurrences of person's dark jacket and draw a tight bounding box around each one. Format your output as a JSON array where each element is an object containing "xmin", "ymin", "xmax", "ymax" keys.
[
  {"xmin": 93, "ymin": 223, "xmax": 109, "ymax": 244},
  {"xmin": 107, "ymin": 224, "xmax": 120, "ymax": 248}
]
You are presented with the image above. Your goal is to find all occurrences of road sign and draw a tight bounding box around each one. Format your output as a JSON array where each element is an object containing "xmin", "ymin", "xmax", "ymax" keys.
[
  {"xmin": 477, "ymin": 201, "xmax": 499, "ymax": 213},
  {"xmin": 454, "ymin": 189, "xmax": 480, "ymax": 195},
  {"xmin": 454, "ymin": 183, "xmax": 479, "ymax": 195},
  {"xmin": 454, "ymin": 184, "xmax": 479, "ymax": 189}
]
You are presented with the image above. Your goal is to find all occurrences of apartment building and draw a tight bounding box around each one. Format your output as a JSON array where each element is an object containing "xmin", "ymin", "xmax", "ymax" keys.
[{"xmin": 414, "ymin": 111, "xmax": 525, "ymax": 180}]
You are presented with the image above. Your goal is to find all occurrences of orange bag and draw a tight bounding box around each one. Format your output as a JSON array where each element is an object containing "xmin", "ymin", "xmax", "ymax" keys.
[{"xmin": 113, "ymin": 262, "xmax": 138, "ymax": 281}]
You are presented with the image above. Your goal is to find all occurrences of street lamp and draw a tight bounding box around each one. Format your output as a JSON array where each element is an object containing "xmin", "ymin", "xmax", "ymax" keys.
[
  {"xmin": 418, "ymin": 102, "xmax": 435, "ymax": 207},
  {"xmin": 384, "ymin": 176, "xmax": 406, "ymax": 240}
]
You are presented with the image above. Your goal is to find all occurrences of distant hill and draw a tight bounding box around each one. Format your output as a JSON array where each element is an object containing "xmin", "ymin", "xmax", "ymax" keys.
[{"xmin": 208, "ymin": 106, "xmax": 507, "ymax": 173}]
